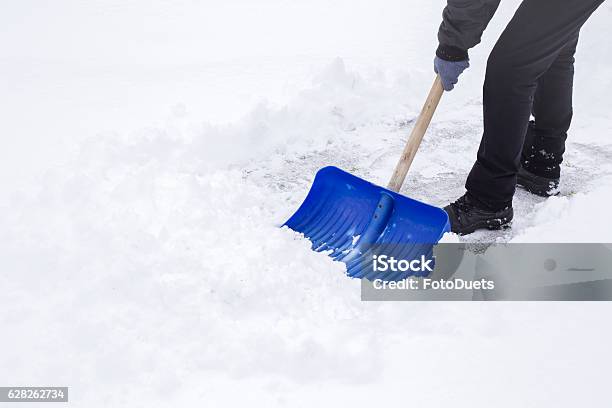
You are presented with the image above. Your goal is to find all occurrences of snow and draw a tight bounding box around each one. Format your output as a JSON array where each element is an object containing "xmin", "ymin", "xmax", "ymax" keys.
[
  {"xmin": 512, "ymin": 175, "xmax": 612, "ymax": 242},
  {"xmin": 1, "ymin": 0, "xmax": 612, "ymax": 406}
]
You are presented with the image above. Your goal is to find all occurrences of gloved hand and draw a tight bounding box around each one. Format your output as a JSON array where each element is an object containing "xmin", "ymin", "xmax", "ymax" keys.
[{"xmin": 434, "ymin": 56, "xmax": 470, "ymax": 91}]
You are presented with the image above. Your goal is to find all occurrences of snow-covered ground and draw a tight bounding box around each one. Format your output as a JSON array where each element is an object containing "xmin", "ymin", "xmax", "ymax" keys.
[{"xmin": 2, "ymin": 1, "xmax": 612, "ymax": 406}]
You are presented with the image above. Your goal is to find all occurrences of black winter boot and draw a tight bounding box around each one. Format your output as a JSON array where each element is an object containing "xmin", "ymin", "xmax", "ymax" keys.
[
  {"xmin": 516, "ymin": 166, "xmax": 560, "ymax": 197},
  {"xmin": 444, "ymin": 194, "xmax": 513, "ymax": 235}
]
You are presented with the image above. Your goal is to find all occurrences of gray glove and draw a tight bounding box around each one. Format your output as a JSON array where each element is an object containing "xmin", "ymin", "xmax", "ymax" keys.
[{"xmin": 434, "ymin": 56, "xmax": 470, "ymax": 91}]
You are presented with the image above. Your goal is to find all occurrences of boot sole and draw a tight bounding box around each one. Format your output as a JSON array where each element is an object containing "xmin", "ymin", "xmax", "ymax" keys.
[
  {"xmin": 455, "ymin": 218, "xmax": 512, "ymax": 236},
  {"xmin": 517, "ymin": 174, "xmax": 560, "ymax": 197}
]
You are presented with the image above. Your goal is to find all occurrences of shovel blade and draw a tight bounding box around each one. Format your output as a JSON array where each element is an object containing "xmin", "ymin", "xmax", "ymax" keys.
[{"xmin": 283, "ymin": 166, "xmax": 450, "ymax": 280}]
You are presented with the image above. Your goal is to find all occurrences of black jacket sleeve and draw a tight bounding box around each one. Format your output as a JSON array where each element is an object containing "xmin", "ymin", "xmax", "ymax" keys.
[{"xmin": 436, "ymin": 0, "xmax": 501, "ymax": 61}]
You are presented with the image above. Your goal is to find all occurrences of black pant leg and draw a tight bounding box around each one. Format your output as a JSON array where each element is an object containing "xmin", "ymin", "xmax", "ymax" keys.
[
  {"xmin": 465, "ymin": 0, "xmax": 603, "ymax": 210},
  {"xmin": 521, "ymin": 34, "xmax": 579, "ymax": 178}
]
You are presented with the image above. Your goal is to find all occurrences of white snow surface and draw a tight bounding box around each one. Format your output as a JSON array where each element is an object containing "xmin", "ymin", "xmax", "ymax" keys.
[{"xmin": 2, "ymin": 1, "xmax": 612, "ymax": 407}]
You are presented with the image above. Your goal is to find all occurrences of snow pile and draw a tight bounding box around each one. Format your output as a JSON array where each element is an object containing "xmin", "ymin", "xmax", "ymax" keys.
[
  {"xmin": 0, "ymin": 99, "xmax": 369, "ymax": 380},
  {"xmin": 0, "ymin": 60, "xmax": 416, "ymax": 406}
]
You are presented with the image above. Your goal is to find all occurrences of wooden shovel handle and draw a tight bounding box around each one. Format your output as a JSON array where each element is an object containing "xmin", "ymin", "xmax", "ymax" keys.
[{"xmin": 387, "ymin": 75, "xmax": 444, "ymax": 192}]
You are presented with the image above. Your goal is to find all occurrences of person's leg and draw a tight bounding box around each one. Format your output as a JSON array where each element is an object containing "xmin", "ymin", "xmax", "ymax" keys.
[
  {"xmin": 521, "ymin": 34, "xmax": 579, "ymax": 179},
  {"xmin": 464, "ymin": 0, "xmax": 602, "ymax": 211}
]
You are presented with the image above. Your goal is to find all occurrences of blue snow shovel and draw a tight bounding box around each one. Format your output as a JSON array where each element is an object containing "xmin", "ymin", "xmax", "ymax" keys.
[{"xmin": 284, "ymin": 76, "xmax": 450, "ymax": 281}]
